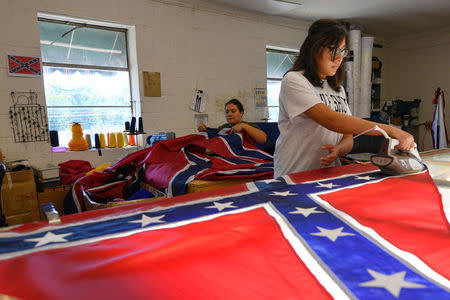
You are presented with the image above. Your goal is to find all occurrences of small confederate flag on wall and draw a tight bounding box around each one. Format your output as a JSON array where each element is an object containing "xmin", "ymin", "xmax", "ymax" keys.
[{"xmin": 7, "ymin": 54, "xmax": 41, "ymax": 77}]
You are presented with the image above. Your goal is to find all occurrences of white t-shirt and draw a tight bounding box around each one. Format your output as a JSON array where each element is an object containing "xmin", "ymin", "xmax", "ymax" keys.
[{"xmin": 273, "ymin": 71, "xmax": 351, "ymax": 178}]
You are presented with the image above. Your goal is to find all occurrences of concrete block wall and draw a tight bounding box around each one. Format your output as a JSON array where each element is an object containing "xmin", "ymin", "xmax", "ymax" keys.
[{"xmin": 0, "ymin": 0, "xmax": 308, "ymax": 168}]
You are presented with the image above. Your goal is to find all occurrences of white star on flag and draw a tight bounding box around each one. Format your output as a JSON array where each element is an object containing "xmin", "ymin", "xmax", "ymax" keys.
[
  {"xmin": 25, "ymin": 231, "xmax": 73, "ymax": 247},
  {"xmin": 270, "ymin": 191, "xmax": 298, "ymax": 197},
  {"xmin": 205, "ymin": 201, "xmax": 238, "ymax": 211},
  {"xmin": 310, "ymin": 226, "xmax": 355, "ymax": 242},
  {"xmin": 315, "ymin": 182, "xmax": 339, "ymax": 189},
  {"xmin": 359, "ymin": 269, "xmax": 426, "ymax": 297},
  {"xmin": 260, "ymin": 179, "xmax": 280, "ymax": 184},
  {"xmin": 289, "ymin": 207, "xmax": 325, "ymax": 217},
  {"xmin": 129, "ymin": 214, "xmax": 166, "ymax": 227},
  {"xmin": 354, "ymin": 175, "xmax": 376, "ymax": 180}
]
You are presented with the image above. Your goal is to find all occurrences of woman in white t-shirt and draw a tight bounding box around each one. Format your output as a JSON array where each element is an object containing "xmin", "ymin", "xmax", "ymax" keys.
[{"xmin": 274, "ymin": 19, "xmax": 414, "ymax": 177}]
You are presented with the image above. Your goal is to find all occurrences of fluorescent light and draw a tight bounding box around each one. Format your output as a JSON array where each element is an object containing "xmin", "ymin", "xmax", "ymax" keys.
[
  {"xmin": 40, "ymin": 40, "xmax": 122, "ymax": 54},
  {"xmin": 273, "ymin": 0, "xmax": 302, "ymax": 5}
]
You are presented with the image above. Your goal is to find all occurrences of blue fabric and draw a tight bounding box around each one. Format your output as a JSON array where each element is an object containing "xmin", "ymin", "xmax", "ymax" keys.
[
  {"xmin": 128, "ymin": 189, "xmax": 155, "ymax": 200},
  {"xmin": 255, "ymin": 122, "xmax": 280, "ymax": 155}
]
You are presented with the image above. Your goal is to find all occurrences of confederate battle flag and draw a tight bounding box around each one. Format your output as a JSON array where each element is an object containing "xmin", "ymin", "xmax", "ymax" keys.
[
  {"xmin": 7, "ymin": 54, "xmax": 41, "ymax": 77},
  {"xmin": 0, "ymin": 164, "xmax": 449, "ymax": 299}
]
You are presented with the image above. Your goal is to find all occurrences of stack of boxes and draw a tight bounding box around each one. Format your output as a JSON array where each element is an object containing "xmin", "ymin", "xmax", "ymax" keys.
[{"xmin": 1, "ymin": 168, "xmax": 40, "ymax": 225}]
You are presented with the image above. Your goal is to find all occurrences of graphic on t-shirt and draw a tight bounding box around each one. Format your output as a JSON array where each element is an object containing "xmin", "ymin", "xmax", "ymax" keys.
[{"xmin": 319, "ymin": 93, "xmax": 348, "ymax": 114}]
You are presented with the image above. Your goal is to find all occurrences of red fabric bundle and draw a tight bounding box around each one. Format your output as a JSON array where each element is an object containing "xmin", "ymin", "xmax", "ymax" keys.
[{"xmin": 58, "ymin": 160, "xmax": 93, "ymax": 184}]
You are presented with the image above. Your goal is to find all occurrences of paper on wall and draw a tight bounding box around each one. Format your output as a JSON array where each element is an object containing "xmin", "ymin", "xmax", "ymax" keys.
[
  {"xmin": 194, "ymin": 114, "xmax": 208, "ymax": 132},
  {"xmin": 190, "ymin": 89, "xmax": 207, "ymax": 112}
]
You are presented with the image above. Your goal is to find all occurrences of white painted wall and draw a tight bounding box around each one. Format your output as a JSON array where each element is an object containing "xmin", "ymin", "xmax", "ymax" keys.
[
  {"xmin": 0, "ymin": 0, "xmax": 308, "ymax": 168},
  {"xmin": 380, "ymin": 27, "xmax": 450, "ymax": 151}
]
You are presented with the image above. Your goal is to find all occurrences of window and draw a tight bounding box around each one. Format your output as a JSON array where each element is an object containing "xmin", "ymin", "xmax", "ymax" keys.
[
  {"xmin": 266, "ymin": 48, "xmax": 297, "ymax": 121},
  {"xmin": 38, "ymin": 18, "xmax": 132, "ymax": 147}
]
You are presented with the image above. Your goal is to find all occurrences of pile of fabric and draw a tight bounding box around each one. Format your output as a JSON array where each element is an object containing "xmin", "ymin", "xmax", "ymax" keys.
[{"xmin": 69, "ymin": 129, "xmax": 274, "ymax": 213}]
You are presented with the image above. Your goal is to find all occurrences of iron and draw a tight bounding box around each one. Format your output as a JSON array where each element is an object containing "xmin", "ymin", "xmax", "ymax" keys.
[{"xmin": 369, "ymin": 126, "xmax": 426, "ymax": 175}]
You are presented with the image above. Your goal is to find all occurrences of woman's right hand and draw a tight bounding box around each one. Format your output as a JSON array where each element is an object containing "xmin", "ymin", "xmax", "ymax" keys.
[
  {"xmin": 197, "ymin": 123, "xmax": 207, "ymax": 132},
  {"xmin": 390, "ymin": 127, "xmax": 415, "ymax": 151}
]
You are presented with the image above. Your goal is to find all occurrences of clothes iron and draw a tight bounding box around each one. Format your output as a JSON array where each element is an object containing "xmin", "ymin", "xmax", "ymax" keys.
[{"xmin": 370, "ymin": 126, "xmax": 426, "ymax": 175}]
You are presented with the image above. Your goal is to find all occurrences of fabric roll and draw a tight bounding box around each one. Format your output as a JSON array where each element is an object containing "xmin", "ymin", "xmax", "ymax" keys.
[
  {"xmin": 358, "ymin": 103, "xmax": 372, "ymax": 119},
  {"xmin": 349, "ymin": 29, "xmax": 361, "ymax": 116},
  {"xmin": 344, "ymin": 59, "xmax": 354, "ymax": 115},
  {"xmin": 360, "ymin": 36, "xmax": 374, "ymax": 118}
]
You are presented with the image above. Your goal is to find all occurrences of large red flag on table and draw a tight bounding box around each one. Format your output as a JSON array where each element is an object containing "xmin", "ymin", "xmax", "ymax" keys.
[{"xmin": 0, "ymin": 164, "xmax": 449, "ymax": 299}]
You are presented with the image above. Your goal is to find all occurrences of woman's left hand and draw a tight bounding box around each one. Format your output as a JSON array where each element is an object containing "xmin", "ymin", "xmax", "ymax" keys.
[
  {"xmin": 231, "ymin": 123, "xmax": 246, "ymax": 133},
  {"xmin": 320, "ymin": 144, "xmax": 339, "ymax": 167}
]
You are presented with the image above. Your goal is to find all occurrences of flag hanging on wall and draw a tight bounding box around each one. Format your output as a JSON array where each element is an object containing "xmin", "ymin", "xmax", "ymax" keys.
[
  {"xmin": 431, "ymin": 88, "xmax": 449, "ymax": 149},
  {"xmin": 7, "ymin": 54, "xmax": 41, "ymax": 77}
]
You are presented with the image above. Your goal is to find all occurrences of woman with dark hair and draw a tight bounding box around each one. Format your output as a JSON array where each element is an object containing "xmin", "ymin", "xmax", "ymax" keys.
[
  {"xmin": 273, "ymin": 19, "xmax": 414, "ymax": 177},
  {"xmin": 198, "ymin": 98, "xmax": 267, "ymax": 144}
]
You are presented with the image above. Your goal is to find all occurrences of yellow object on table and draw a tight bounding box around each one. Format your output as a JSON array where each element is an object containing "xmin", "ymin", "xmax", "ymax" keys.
[
  {"xmin": 99, "ymin": 133, "xmax": 106, "ymax": 148},
  {"xmin": 116, "ymin": 132, "xmax": 124, "ymax": 147},
  {"xmin": 68, "ymin": 123, "xmax": 88, "ymax": 151},
  {"xmin": 109, "ymin": 133, "xmax": 117, "ymax": 148},
  {"xmin": 86, "ymin": 163, "xmax": 111, "ymax": 175}
]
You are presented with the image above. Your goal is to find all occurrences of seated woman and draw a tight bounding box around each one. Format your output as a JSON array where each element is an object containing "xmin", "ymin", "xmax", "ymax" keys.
[{"xmin": 197, "ymin": 98, "xmax": 267, "ymax": 144}]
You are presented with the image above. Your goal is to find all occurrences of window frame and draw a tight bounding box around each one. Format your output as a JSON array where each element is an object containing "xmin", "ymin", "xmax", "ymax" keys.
[
  {"xmin": 266, "ymin": 47, "xmax": 298, "ymax": 121},
  {"xmin": 38, "ymin": 17, "xmax": 134, "ymax": 113}
]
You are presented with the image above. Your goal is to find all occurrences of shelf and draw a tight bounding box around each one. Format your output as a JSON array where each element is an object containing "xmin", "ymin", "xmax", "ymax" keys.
[{"xmin": 124, "ymin": 131, "xmax": 147, "ymax": 136}]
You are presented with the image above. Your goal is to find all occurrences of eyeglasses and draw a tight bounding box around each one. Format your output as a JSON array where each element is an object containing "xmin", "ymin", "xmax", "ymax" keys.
[{"xmin": 327, "ymin": 46, "xmax": 349, "ymax": 60}]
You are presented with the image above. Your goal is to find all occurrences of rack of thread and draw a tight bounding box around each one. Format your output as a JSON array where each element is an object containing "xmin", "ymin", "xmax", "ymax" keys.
[{"xmin": 124, "ymin": 117, "xmax": 146, "ymax": 150}]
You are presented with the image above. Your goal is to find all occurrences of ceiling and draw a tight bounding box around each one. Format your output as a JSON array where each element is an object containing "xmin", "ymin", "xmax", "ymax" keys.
[{"xmin": 210, "ymin": 0, "xmax": 450, "ymax": 40}]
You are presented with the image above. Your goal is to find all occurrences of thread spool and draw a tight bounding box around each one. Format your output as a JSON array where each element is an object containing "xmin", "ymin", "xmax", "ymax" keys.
[
  {"xmin": 123, "ymin": 133, "xmax": 129, "ymax": 146},
  {"xmin": 116, "ymin": 132, "xmax": 124, "ymax": 147},
  {"xmin": 109, "ymin": 133, "xmax": 117, "ymax": 148},
  {"xmin": 94, "ymin": 134, "xmax": 100, "ymax": 148},
  {"xmin": 130, "ymin": 117, "xmax": 136, "ymax": 132},
  {"xmin": 125, "ymin": 121, "xmax": 130, "ymax": 131},
  {"xmin": 49, "ymin": 130, "xmax": 59, "ymax": 147},
  {"xmin": 128, "ymin": 134, "xmax": 136, "ymax": 146},
  {"xmin": 94, "ymin": 134, "xmax": 102, "ymax": 156},
  {"xmin": 85, "ymin": 134, "xmax": 92, "ymax": 149},
  {"xmin": 138, "ymin": 117, "xmax": 143, "ymax": 133},
  {"xmin": 106, "ymin": 133, "xmax": 110, "ymax": 147},
  {"xmin": 99, "ymin": 133, "xmax": 106, "ymax": 148}
]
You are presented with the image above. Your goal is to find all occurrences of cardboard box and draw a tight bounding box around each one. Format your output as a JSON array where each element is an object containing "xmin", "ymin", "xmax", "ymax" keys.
[
  {"xmin": 186, "ymin": 178, "xmax": 253, "ymax": 194},
  {"xmin": 38, "ymin": 185, "xmax": 71, "ymax": 220},
  {"xmin": 1, "ymin": 169, "xmax": 38, "ymax": 216},
  {"xmin": 6, "ymin": 210, "xmax": 40, "ymax": 226},
  {"xmin": 83, "ymin": 182, "xmax": 166, "ymax": 211}
]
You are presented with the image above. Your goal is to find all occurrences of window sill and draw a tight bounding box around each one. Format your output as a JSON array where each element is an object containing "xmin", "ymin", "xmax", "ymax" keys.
[{"xmin": 50, "ymin": 146, "xmax": 139, "ymax": 154}]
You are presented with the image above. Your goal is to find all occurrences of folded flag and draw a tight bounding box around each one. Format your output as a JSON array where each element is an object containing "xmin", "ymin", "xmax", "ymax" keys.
[{"xmin": 431, "ymin": 88, "xmax": 449, "ymax": 149}]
